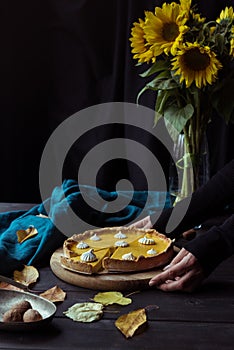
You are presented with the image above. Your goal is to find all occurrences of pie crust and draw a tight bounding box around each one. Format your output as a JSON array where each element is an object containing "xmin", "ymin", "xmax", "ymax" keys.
[{"xmin": 61, "ymin": 226, "xmax": 174, "ymax": 275}]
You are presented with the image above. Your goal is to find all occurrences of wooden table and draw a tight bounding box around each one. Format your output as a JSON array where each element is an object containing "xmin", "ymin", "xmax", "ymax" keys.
[{"xmin": 0, "ymin": 203, "xmax": 234, "ymax": 350}]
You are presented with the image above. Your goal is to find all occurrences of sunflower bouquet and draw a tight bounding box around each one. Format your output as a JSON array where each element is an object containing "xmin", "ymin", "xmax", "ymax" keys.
[{"xmin": 129, "ymin": 0, "xmax": 234, "ymax": 199}]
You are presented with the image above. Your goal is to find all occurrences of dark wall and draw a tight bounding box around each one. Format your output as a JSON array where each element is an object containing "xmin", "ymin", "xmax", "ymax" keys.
[{"xmin": 1, "ymin": 0, "xmax": 234, "ymax": 203}]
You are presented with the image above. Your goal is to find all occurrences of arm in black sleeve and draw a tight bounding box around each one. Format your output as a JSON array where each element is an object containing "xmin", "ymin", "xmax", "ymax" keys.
[
  {"xmin": 185, "ymin": 213, "xmax": 234, "ymax": 276},
  {"xmin": 154, "ymin": 160, "xmax": 234, "ymax": 238}
]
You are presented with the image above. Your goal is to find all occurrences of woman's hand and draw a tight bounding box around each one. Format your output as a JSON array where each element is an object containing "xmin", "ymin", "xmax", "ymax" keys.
[
  {"xmin": 129, "ymin": 215, "xmax": 153, "ymax": 229},
  {"xmin": 149, "ymin": 248, "xmax": 205, "ymax": 292}
]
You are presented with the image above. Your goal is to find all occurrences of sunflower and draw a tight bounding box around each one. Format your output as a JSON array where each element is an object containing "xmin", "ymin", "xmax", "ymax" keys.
[
  {"xmin": 143, "ymin": 2, "xmax": 189, "ymax": 57},
  {"xmin": 190, "ymin": 11, "xmax": 206, "ymax": 24},
  {"xmin": 230, "ymin": 26, "xmax": 234, "ymax": 57},
  {"xmin": 180, "ymin": 0, "xmax": 206, "ymax": 25},
  {"xmin": 216, "ymin": 6, "xmax": 234, "ymax": 24},
  {"xmin": 171, "ymin": 42, "xmax": 223, "ymax": 88},
  {"xmin": 129, "ymin": 16, "xmax": 155, "ymax": 63},
  {"xmin": 179, "ymin": 0, "xmax": 191, "ymax": 13}
]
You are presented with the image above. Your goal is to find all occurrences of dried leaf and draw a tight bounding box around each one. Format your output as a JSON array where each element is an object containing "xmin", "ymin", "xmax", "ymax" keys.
[
  {"xmin": 13, "ymin": 265, "xmax": 39, "ymax": 286},
  {"xmin": 16, "ymin": 226, "xmax": 38, "ymax": 243},
  {"xmin": 115, "ymin": 308, "xmax": 147, "ymax": 338},
  {"xmin": 0, "ymin": 282, "xmax": 24, "ymax": 292},
  {"xmin": 93, "ymin": 291, "xmax": 132, "ymax": 306},
  {"xmin": 64, "ymin": 302, "xmax": 103, "ymax": 322},
  {"xmin": 39, "ymin": 286, "xmax": 66, "ymax": 303}
]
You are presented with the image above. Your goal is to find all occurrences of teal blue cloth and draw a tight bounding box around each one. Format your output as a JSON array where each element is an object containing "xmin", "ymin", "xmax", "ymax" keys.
[{"xmin": 0, "ymin": 179, "xmax": 171, "ymax": 276}]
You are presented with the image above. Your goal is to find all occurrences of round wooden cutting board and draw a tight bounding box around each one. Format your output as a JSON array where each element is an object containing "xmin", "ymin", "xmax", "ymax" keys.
[{"xmin": 50, "ymin": 248, "xmax": 163, "ymax": 291}]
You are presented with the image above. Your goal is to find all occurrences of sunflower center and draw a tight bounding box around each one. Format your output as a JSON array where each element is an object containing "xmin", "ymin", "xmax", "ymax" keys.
[
  {"xmin": 162, "ymin": 22, "xmax": 179, "ymax": 42},
  {"xmin": 183, "ymin": 48, "xmax": 210, "ymax": 71}
]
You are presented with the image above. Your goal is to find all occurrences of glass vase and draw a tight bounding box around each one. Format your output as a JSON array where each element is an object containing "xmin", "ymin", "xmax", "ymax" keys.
[{"xmin": 169, "ymin": 132, "xmax": 210, "ymax": 203}]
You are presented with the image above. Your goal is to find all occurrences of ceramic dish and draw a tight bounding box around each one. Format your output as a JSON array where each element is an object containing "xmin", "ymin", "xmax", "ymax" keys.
[{"xmin": 0, "ymin": 289, "xmax": 56, "ymax": 331}]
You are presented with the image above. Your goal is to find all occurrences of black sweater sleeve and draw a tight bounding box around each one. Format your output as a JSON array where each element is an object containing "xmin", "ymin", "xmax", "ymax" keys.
[
  {"xmin": 153, "ymin": 159, "xmax": 234, "ymax": 275},
  {"xmin": 154, "ymin": 159, "xmax": 234, "ymax": 237},
  {"xmin": 185, "ymin": 214, "xmax": 234, "ymax": 276}
]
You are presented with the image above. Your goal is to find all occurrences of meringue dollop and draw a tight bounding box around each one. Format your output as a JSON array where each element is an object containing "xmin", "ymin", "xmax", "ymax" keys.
[
  {"xmin": 80, "ymin": 249, "xmax": 97, "ymax": 262},
  {"xmin": 115, "ymin": 240, "xmax": 129, "ymax": 247},
  {"xmin": 122, "ymin": 252, "xmax": 136, "ymax": 261},
  {"xmin": 90, "ymin": 234, "xmax": 101, "ymax": 241},
  {"xmin": 147, "ymin": 248, "xmax": 157, "ymax": 255},
  {"xmin": 138, "ymin": 236, "xmax": 155, "ymax": 245},
  {"xmin": 114, "ymin": 231, "xmax": 127, "ymax": 239},
  {"xmin": 76, "ymin": 241, "xmax": 89, "ymax": 249}
]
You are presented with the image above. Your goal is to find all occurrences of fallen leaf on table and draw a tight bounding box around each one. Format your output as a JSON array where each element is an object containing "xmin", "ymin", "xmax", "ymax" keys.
[
  {"xmin": 40, "ymin": 285, "xmax": 66, "ymax": 302},
  {"xmin": 115, "ymin": 308, "xmax": 147, "ymax": 338},
  {"xmin": 16, "ymin": 226, "xmax": 38, "ymax": 243},
  {"xmin": 63, "ymin": 302, "xmax": 104, "ymax": 322},
  {"xmin": 0, "ymin": 282, "xmax": 24, "ymax": 292},
  {"xmin": 93, "ymin": 291, "xmax": 132, "ymax": 306},
  {"xmin": 13, "ymin": 265, "xmax": 39, "ymax": 286}
]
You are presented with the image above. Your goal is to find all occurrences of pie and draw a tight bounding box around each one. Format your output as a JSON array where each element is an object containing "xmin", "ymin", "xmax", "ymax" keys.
[{"xmin": 61, "ymin": 226, "xmax": 174, "ymax": 275}]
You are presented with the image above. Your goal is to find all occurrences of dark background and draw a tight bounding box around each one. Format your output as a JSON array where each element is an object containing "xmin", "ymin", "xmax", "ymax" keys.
[{"xmin": 1, "ymin": 0, "xmax": 234, "ymax": 203}]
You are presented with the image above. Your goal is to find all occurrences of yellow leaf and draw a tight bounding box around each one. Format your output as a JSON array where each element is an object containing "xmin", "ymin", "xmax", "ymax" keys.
[
  {"xmin": 64, "ymin": 302, "xmax": 103, "ymax": 322},
  {"xmin": 115, "ymin": 308, "xmax": 147, "ymax": 338},
  {"xmin": 13, "ymin": 265, "xmax": 39, "ymax": 286},
  {"xmin": 39, "ymin": 286, "xmax": 66, "ymax": 303},
  {"xmin": 16, "ymin": 226, "xmax": 38, "ymax": 243},
  {"xmin": 93, "ymin": 291, "xmax": 132, "ymax": 306}
]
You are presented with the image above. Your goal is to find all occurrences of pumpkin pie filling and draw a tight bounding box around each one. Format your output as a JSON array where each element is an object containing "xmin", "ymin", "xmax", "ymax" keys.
[
  {"xmin": 61, "ymin": 248, "xmax": 111, "ymax": 274},
  {"xmin": 61, "ymin": 227, "xmax": 173, "ymax": 275},
  {"xmin": 109, "ymin": 234, "xmax": 170, "ymax": 260}
]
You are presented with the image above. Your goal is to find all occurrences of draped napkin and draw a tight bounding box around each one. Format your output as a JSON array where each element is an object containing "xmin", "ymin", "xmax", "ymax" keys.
[{"xmin": 0, "ymin": 179, "xmax": 171, "ymax": 276}]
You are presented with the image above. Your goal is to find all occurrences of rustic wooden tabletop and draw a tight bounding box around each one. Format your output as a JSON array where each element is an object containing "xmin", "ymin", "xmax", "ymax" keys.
[{"xmin": 0, "ymin": 203, "xmax": 234, "ymax": 350}]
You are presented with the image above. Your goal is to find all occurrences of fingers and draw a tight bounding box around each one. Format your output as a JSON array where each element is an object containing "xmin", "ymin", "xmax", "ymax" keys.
[
  {"xmin": 153, "ymin": 269, "xmax": 204, "ymax": 292},
  {"xmin": 149, "ymin": 259, "xmax": 188, "ymax": 286},
  {"xmin": 149, "ymin": 249, "xmax": 204, "ymax": 292},
  {"xmin": 163, "ymin": 247, "xmax": 189, "ymax": 267},
  {"xmin": 129, "ymin": 215, "xmax": 152, "ymax": 229}
]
